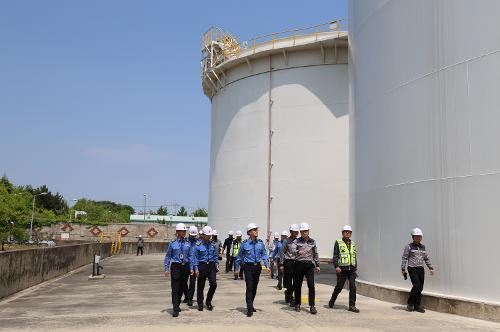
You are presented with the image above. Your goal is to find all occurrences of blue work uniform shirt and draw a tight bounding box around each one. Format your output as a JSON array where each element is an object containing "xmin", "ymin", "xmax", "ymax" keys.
[
  {"xmin": 190, "ymin": 240, "xmax": 219, "ymax": 272},
  {"xmin": 272, "ymin": 240, "xmax": 283, "ymax": 263},
  {"xmin": 164, "ymin": 238, "xmax": 192, "ymax": 271},
  {"xmin": 234, "ymin": 238, "xmax": 269, "ymax": 271}
]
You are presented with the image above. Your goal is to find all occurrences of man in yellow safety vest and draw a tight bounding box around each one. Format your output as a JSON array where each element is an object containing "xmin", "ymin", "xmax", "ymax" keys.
[
  {"xmin": 232, "ymin": 230, "xmax": 244, "ymax": 280},
  {"xmin": 328, "ymin": 225, "xmax": 359, "ymax": 313}
]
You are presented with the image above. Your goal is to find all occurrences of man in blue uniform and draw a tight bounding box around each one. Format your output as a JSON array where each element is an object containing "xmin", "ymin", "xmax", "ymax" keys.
[
  {"xmin": 272, "ymin": 231, "xmax": 288, "ymax": 290},
  {"xmin": 182, "ymin": 225, "xmax": 198, "ymax": 306},
  {"xmin": 234, "ymin": 223, "xmax": 270, "ymax": 317},
  {"xmin": 164, "ymin": 223, "xmax": 191, "ymax": 317},
  {"xmin": 191, "ymin": 225, "xmax": 219, "ymax": 311}
]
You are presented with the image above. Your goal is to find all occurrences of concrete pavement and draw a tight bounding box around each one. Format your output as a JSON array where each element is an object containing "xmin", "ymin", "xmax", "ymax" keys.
[{"xmin": 0, "ymin": 253, "xmax": 499, "ymax": 332}]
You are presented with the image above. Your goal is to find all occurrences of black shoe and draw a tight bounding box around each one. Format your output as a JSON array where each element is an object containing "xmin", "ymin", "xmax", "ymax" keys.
[
  {"xmin": 182, "ymin": 298, "xmax": 188, "ymax": 303},
  {"xmin": 348, "ymin": 306, "xmax": 360, "ymax": 313},
  {"xmin": 247, "ymin": 309, "xmax": 253, "ymax": 317},
  {"xmin": 415, "ymin": 306, "xmax": 425, "ymax": 313},
  {"xmin": 198, "ymin": 305, "xmax": 203, "ymax": 311},
  {"xmin": 328, "ymin": 298, "xmax": 335, "ymax": 308},
  {"xmin": 271, "ymin": 274, "xmax": 274, "ymax": 279},
  {"xmin": 252, "ymin": 308, "xmax": 257, "ymax": 312},
  {"xmin": 187, "ymin": 300, "xmax": 193, "ymax": 306},
  {"xmin": 310, "ymin": 306, "xmax": 317, "ymax": 315},
  {"xmin": 295, "ymin": 305, "xmax": 301, "ymax": 312},
  {"xmin": 206, "ymin": 303, "xmax": 213, "ymax": 311},
  {"xmin": 289, "ymin": 300, "xmax": 295, "ymax": 307},
  {"xmin": 407, "ymin": 304, "xmax": 414, "ymax": 312},
  {"xmin": 234, "ymin": 276, "xmax": 238, "ymax": 280},
  {"xmin": 172, "ymin": 311, "xmax": 179, "ymax": 317},
  {"xmin": 277, "ymin": 285, "xmax": 282, "ymax": 290}
]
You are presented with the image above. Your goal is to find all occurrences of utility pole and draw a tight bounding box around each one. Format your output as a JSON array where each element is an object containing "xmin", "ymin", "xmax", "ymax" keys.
[{"xmin": 143, "ymin": 194, "xmax": 147, "ymax": 223}]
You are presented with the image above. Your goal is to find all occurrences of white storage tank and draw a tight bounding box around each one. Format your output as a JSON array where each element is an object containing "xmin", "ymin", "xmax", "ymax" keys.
[
  {"xmin": 349, "ymin": 0, "xmax": 500, "ymax": 303},
  {"xmin": 202, "ymin": 23, "xmax": 349, "ymax": 257}
]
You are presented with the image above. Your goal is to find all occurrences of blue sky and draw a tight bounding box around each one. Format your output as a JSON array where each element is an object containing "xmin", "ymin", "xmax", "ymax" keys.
[{"xmin": 0, "ymin": 0, "xmax": 348, "ymax": 212}]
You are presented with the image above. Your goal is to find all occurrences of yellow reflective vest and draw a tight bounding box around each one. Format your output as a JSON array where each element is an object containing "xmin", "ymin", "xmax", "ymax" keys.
[
  {"xmin": 232, "ymin": 240, "xmax": 241, "ymax": 257},
  {"xmin": 337, "ymin": 238, "xmax": 356, "ymax": 267}
]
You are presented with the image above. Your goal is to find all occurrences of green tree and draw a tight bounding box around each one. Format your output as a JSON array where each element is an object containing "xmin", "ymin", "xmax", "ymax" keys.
[
  {"xmin": 72, "ymin": 199, "xmax": 134, "ymax": 224},
  {"xmin": 0, "ymin": 181, "xmax": 31, "ymax": 250},
  {"xmin": 177, "ymin": 206, "xmax": 187, "ymax": 216},
  {"xmin": 157, "ymin": 205, "xmax": 168, "ymax": 215},
  {"xmin": 23, "ymin": 185, "xmax": 69, "ymax": 216},
  {"xmin": 192, "ymin": 208, "xmax": 208, "ymax": 217},
  {"xmin": 0, "ymin": 175, "xmax": 14, "ymax": 194}
]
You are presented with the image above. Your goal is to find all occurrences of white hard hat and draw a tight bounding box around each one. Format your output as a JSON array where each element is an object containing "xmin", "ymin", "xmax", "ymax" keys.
[
  {"xmin": 289, "ymin": 224, "xmax": 299, "ymax": 232},
  {"xmin": 202, "ymin": 226, "xmax": 213, "ymax": 236},
  {"xmin": 236, "ymin": 230, "xmax": 242, "ymax": 237},
  {"xmin": 176, "ymin": 223, "xmax": 187, "ymax": 231},
  {"xmin": 281, "ymin": 230, "xmax": 288, "ymax": 236},
  {"xmin": 246, "ymin": 223, "xmax": 258, "ymax": 232},
  {"xmin": 411, "ymin": 228, "xmax": 423, "ymax": 236},
  {"xmin": 188, "ymin": 225, "xmax": 198, "ymax": 236},
  {"xmin": 228, "ymin": 230, "xmax": 234, "ymax": 236},
  {"xmin": 274, "ymin": 232, "xmax": 280, "ymax": 239},
  {"xmin": 299, "ymin": 222, "xmax": 310, "ymax": 231},
  {"xmin": 342, "ymin": 225, "xmax": 353, "ymax": 232},
  {"xmin": 138, "ymin": 235, "xmax": 142, "ymax": 238},
  {"xmin": 212, "ymin": 230, "xmax": 218, "ymax": 236}
]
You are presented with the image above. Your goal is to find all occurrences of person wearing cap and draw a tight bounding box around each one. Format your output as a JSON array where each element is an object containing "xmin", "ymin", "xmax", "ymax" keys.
[
  {"xmin": 222, "ymin": 231, "xmax": 235, "ymax": 272},
  {"xmin": 328, "ymin": 225, "xmax": 359, "ymax": 313},
  {"xmin": 234, "ymin": 223, "xmax": 270, "ymax": 317},
  {"xmin": 293, "ymin": 222, "xmax": 320, "ymax": 314},
  {"xmin": 272, "ymin": 231, "xmax": 288, "ymax": 290},
  {"xmin": 191, "ymin": 225, "xmax": 219, "ymax": 311},
  {"xmin": 182, "ymin": 225, "xmax": 198, "ymax": 306},
  {"xmin": 267, "ymin": 233, "xmax": 278, "ymax": 279},
  {"xmin": 279, "ymin": 224, "xmax": 299, "ymax": 305},
  {"xmin": 232, "ymin": 230, "xmax": 244, "ymax": 280},
  {"xmin": 401, "ymin": 227, "xmax": 434, "ymax": 313},
  {"xmin": 164, "ymin": 223, "xmax": 192, "ymax": 317},
  {"xmin": 136, "ymin": 235, "xmax": 144, "ymax": 256}
]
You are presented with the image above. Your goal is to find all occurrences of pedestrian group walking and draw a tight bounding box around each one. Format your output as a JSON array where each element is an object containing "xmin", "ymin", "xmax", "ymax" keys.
[{"xmin": 164, "ymin": 222, "xmax": 434, "ymax": 317}]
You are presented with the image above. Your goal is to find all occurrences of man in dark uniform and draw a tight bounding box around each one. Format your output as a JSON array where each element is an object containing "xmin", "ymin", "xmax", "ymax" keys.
[
  {"xmin": 222, "ymin": 231, "xmax": 234, "ymax": 272},
  {"xmin": 293, "ymin": 222, "xmax": 320, "ymax": 314},
  {"xmin": 279, "ymin": 223, "xmax": 299, "ymax": 305},
  {"xmin": 328, "ymin": 225, "xmax": 359, "ymax": 313}
]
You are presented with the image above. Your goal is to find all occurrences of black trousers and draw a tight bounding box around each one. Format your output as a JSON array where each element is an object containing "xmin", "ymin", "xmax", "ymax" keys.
[
  {"xmin": 243, "ymin": 264, "xmax": 261, "ymax": 310},
  {"xmin": 276, "ymin": 260, "xmax": 283, "ymax": 287},
  {"xmin": 136, "ymin": 247, "xmax": 143, "ymax": 255},
  {"xmin": 183, "ymin": 272, "xmax": 196, "ymax": 301},
  {"xmin": 283, "ymin": 259, "xmax": 295, "ymax": 301},
  {"xmin": 408, "ymin": 266, "xmax": 425, "ymax": 306},
  {"xmin": 293, "ymin": 261, "xmax": 315, "ymax": 306},
  {"xmin": 170, "ymin": 263, "xmax": 190, "ymax": 312},
  {"xmin": 330, "ymin": 269, "xmax": 357, "ymax": 307},
  {"xmin": 226, "ymin": 253, "xmax": 234, "ymax": 272},
  {"xmin": 197, "ymin": 262, "xmax": 217, "ymax": 306}
]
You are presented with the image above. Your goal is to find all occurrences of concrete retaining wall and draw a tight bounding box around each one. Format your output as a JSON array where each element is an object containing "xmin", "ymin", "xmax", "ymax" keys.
[
  {"xmin": 120, "ymin": 241, "xmax": 168, "ymax": 255},
  {"xmin": 0, "ymin": 243, "xmax": 111, "ymax": 299},
  {"xmin": 356, "ymin": 280, "xmax": 500, "ymax": 323}
]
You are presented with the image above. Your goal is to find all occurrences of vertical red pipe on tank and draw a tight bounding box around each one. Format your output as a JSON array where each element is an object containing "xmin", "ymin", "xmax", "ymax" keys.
[{"xmin": 266, "ymin": 54, "xmax": 273, "ymax": 242}]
